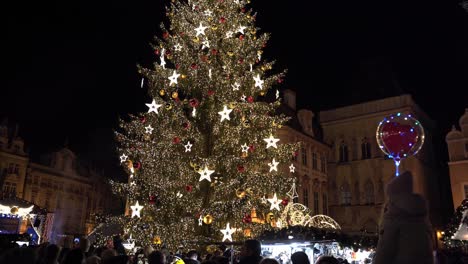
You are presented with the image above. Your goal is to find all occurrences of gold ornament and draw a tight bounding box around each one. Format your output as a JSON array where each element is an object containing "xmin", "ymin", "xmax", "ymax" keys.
[
  {"xmin": 244, "ymin": 228, "xmax": 252, "ymax": 237},
  {"xmin": 257, "ymin": 50, "xmax": 263, "ymax": 55},
  {"xmin": 260, "ymin": 91, "xmax": 265, "ymax": 96},
  {"xmin": 211, "ymin": 26, "xmax": 218, "ymax": 30},
  {"xmin": 250, "ymin": 30, "xmax": 256, "ymax": 35},
  {"xmin": 261, "ymin": 66, "xmax": 266, "ymax": 71},
  {"xmin": 10, "ymin": 207, "xmax": 18, "ymax": 215},
  {"xmin": 242, "ymin": 119, "xmax": 251, "ymax": 128},
  {"xmin": 153, "ymin": 236, "xmax": 162, "ymax": 245},
  {"xmin": 159, "ymin": 89, "xmax": 166, "ymax": 96},
  {"xmin": 144, "ymin": 135, "xmax": 151, "ymax": 141},
  {"xmin": 193, "ymin": 37, "xmax": 200, "ymax": 43},
  {"xmin": 229, "ymin": 102, "xmax": 236, "ymax": 109},
  {"xmin": 236, "ymin": 189, "xmax": 246, "ymax": 198},
  {"xmin": 203, "ymin": 214, "xmax": 213, "ymax": 224},
  {"xmin": 181, "ymin": 74, "xmax": 187, "ymax": 79},
  {"xmin": 165, "ymin": 103, "xmax": 173, "ymax": 110},
  {"xmin": 172, "ymin": 91, "xmax": 179, "ymax": 99},
  {"xmin": 265, "ymin": 212, "xmax": 275, "ymax": 224},
  {"xmin": 126, "ymin": 160, "xmax": 133, "ymax": 169},
  {"xmin": 241, "ymin": 152, "xmax": 248, "ymax": 158},
  {"xmin": 227, "ymin": 51, "xmax": 234, "ymax": 57}
]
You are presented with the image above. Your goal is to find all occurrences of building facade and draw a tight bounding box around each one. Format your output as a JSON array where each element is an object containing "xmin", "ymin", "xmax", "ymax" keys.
[
  {"xmin": 279, "ymin": 90, "xmax": 331, "ymax": 216},
  {"xmin": 0, "ymin": 122, "xmax": 117, "ymax": 240},
  {"xmin": 319, "ymin": 95, "xmax": 440, "ymax": 233},
  {"xmin": 446, "ymin": 108, "xmax": 468, "ymax": 210}
]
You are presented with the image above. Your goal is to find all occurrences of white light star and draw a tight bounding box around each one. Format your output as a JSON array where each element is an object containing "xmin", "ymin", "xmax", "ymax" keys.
[
  {"xmin": 168, "ymin": 70, "xmax": 181, "ymax": 86},
  {"xmin": 268, "ymin": 193, "xmax": 281, "ymax": 211},
  {"xmin": 276, "ymin": 90, "xmax": 279, "ymax": 99},
  {"xmin": 261, "ymin": 196, "xmax": 267, "ymax": 204},
  {"xmin": 232, "ymin": 82, "xmax": 240, "ymax": 91},
  {"xmin": 250, "ymin": 64, "xmax": 253, "ymax": 72},
  {"xmin": 258, "ymin": 53, "xmax": 261, "ymax": 61},
  {"xmin": 174, "ymin": 43, "xmax": 182, "ymax": 52},
  {"xmin": 146, "ymin": 99, "xmax": 162, "ymax": 114},
  {"xmin": 195, "ymin": 22, "xmax": 208, "ymax": 37},
  {"xmin": 218, "ymin": 105, "xmax": 233, "ymax": 122},
  {"xmin": 185, "ymin": 141, "xmax": 193, "ymax": 152},
  {"xmin": 253, "ymin": 74, "xmax": 264, "ymax": 90},
  {"xmin": 289, "ymin": 163, "xmax": 296, "ymax": 173},
  {"xmin": 209, "ymin": 69, "xmax": 212, "ymax": 79},
  {"xmin": 198, "ymin": 215, "xmax": 203, "ymax": 226},
  {"xmin": 241, "ymin": 94, "xmax": 246, "ymax": 101},
  {"xmin": 204, "ymin": 10, "xmax": 213, "ymax": 16},
  {"xmin": 130, "ymin": 201, "xmax": 143, "ymax": 218},
  {"xmin": 220, "ymin": 223, "xmax": 236, "ymax": 242},
  {"xmin": 201, "ymin": 39, "xmax": 210, "ymax": 49},
  {"xmin": 264, "ymin": 135, "xmax": 280, "ymax": 149},
  {"xmin": 176, "ymin": 191, "xmax": 183, "ymax": 198},
  {"xmin": 198, "ymin": 166, "xmax": 215, "ymax": 182},
  {"xmin": 145, "ymin": 125, "xmax": 154, "ymax": 134},
  {"xmin": 238, "ymin": 25, "xmax": 247, "ymax": 34},
  {"xmin": 268, "ymin": 158, "xmax": 279, "ymax": 172},
  {"xmin": 241, "ymin": 143, "xmax": 249, "ymax": 153},
  {"xmin": 225, "ymin": 31, "xmax": 234, "ymax": 38},
  {"xmin": 120, "ymin": 154, "xmax": 128, "ymax": 163}
]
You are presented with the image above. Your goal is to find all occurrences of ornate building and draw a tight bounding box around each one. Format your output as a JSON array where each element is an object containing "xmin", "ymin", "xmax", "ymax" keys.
[
  {"xmin": 279, "ymin": 90, "xmax": 330, "ymax": 215},
  {"xmin": 446, "ymin": 108, "xmax": 468, "ymax": 210},
  {"xmin": 0, "ymin": 121, "xmax": 117, "ymax": 240},
  {"xmin": 319, "ymin": 94, "xmax": 441, "ymax": 233}
]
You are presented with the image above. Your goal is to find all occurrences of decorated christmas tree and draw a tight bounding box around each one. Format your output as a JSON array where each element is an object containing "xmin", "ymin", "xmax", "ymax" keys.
[{"xmin": 101, "ymin": 0, "xmax": 298, "ymax": 249}]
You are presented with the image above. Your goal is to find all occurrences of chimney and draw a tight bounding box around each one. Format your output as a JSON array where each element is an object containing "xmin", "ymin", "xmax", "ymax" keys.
[{"xmin": 283, "ymin": 89, "xmax": 296, "ymax": 110}]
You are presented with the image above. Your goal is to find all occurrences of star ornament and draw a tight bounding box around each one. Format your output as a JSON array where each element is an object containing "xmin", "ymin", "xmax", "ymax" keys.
[
  {"xmin": 174, "ymin": 43, "xmax": 182, "ymax": 52},
  {"xmin": 268, "ymin": 193, "xmax": 281, "ymax": 211},
  {"xmin": 220, "ymin": 223, "xmax": 236, "ymax": 242},
  {"xmin": 198, "ymin": 166, "xmax": 215, "ymax": 182},
  {"xmin": 225, "ymin": 31, "xmax": 234, "ymax": 38},
  {"xmin": 146, "ymin": 99, "xmax": 162, "ymax": 114},
  {"xmin": 264, "ymin": 135, "xmax": 280, "ymax": 149},
  {"xmin": 268, "ymin": 158, "xmax": 279, "ymax": 172},
  {"xmin": 218, "ymin": 105, "xmax": 233, "ymax": 122},
  {"xmin": 185, "ymin": 141, "xmax": 193, "ymax": 152},
  {"xmin": 168, "ymin": 70, "xmax": 181, "ymax": 86},
  {"xmin": 238, "ymin": 25, "xmax": 247, "ymax": 34},
  {"xmin": 253, "ymin": 74, "xmax": 264, "ymax": 90},
  {"xmin": 241, "ymin": 143, "xmax": 249, "ymax": 153},
  {"xmin": 201, "ymin": 39, "xmax": 210, "ymax": 49},
  {"xmin": 130, "ymin": 201, "xmax": 143, "ymax": 218},
  {"xmin": 195, "ymin": 22, "xmax": 208, "ymax": 37},
  {"xmin": 289, "ymin": 163, "xmax": 296, "ymax": 173},
  {"xmin": 198, "ymin": 215, "xmax": 203, "ymax": 226},
  {"xmin": 120, "ymin": 154, "xmax": 128, "ymax": 163},
  {"xmin": 232, "ymin": 82, "xmax": 240, "ymax": 91},
  {"xmin": 145, "ymin": 125, "xmax": 154, "ymax": 134}
]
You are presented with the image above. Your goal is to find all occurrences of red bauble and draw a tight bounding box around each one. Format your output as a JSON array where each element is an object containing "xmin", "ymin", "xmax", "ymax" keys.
[
  {"xmin": 241, "ymin": 8, "xmax": 246, "ymax": 13},
  {"xmin": 176, "ymin": 64, "xmax": 181, "ymax": 70},
  {"xmin": 242, "ymin": 214, "xmax": 252, "ymax": 223},
  {"xmin": 219, "ymin": 17, "xmax": 226, "ymax": 23},
  {"xmin": 381, "ymin": 122, "xmax": 419, "ymax": 157},
  {"xmin": 248, "ymin": 145, "xmax": 255, "ymax": 152},
  {"xmin": 281, "ymin": 198, "xmax": 289, "ymax": 206},
  {"xmin": 185, "ymin": 185, "xmax": 193, "ymax": 192},
  {"xmin": 154, "ymin": 49, "xmax": 160, "ymax": 55},
  {"xmin": 293, "ymin": 151, "xmax": 299, "ymax": 157},
  {"xmin": 247, "ymin": 96, "xmax": 254, "ymax": 103},
  {"xmin": 237, "ymin": 165, "xmax": 245, "ymax": 173},
  {"xmin": 133, "ymin": 162, "xmax": 141, "ymax": 170},
  {"xmin": 149, "ymin": 195, "xmax": 156, "ymax": 205},
  {"xmin": 277, "ymin": 78, "xmax": 283, "ymax": 84},
  {"xmin": 208, "ymin": 90, "xmax": 215, "ymax": 96},
  {"xmin": 239, "ymin": 35, "xmax": 244, "ymax": 41},
  {"xmin": 191, "ymin": 63, "xmax": 198, "ymax": 69},
  {"xmin": 189, "ymin": 98, "xmax": 199, "ymax": 107},
  {"xmin": 182, "ymin": 122, "xmax": 191, "ymax": 129},
  {"xmin": 163, "ymin": 32, "xmax": 169, "ymax": 39},
  {"xmin": 238, "ymin": 58, "xmax": 244, "ymax": 64},
  {"xmin": 211, "ymin": 49, "xmax": 218, "ymax": 55},
  {"xmin": 173, "ymin": 137, "xmax": 181, "ymax": 144},
  {"xmin": 140, "ymin": 117, "xmax": 146, "ymax": 123}
]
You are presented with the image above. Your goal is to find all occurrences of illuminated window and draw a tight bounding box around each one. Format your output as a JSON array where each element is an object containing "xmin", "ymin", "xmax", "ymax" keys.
[
  {"xmin": 320, "ymin": 154, "xmax": 327, "ymax": 172},
  {"xmin": 312, "ymin": 152, "xmax": 318, "ymax": 170},
  {"xmin": 340, "ymin": 183, "xmax": 351, "ymax": 205},
  {"xmin": 361, "ymin": 138, "xmax": 372, "ymax": 159},
  {"xmin": 301, "ymin": 147, "xmax": 308, "ymax": 165},
  {"xmin": 364, "ymin": 180, "xmax": 375, "ymax": 205}
]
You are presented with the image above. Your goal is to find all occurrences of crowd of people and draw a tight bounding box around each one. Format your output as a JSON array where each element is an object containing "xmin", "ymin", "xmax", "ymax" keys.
[{"xmin": 0, "ymin": 171, "xmax": 462, "ymax": 264}]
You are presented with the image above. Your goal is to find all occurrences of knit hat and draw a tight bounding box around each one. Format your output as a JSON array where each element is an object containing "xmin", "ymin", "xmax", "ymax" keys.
[{"xmin": 386, "ymin": 171, "xmax": 413, "ymax": 197}]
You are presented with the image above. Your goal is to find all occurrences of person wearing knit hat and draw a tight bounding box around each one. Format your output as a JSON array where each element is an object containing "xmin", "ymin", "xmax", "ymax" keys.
[{"xmin": 372, "ymin": 171, "xmax": 434, "ymax": 264}]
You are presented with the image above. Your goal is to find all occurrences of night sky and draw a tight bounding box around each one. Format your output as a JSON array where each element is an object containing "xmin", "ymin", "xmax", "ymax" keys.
[{"xmin": 3, "ymin": 0, "xmax": 468, "ymax": 175}]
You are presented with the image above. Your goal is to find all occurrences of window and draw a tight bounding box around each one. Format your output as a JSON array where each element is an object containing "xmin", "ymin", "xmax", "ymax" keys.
[
  {"xmin": 340, "ymin": 183, "xmax": 351, "ymax": 205},
  {"xmin": 465, "ymin": 143, "xmax": 468, "ymax": 153},
  {"xmin": 464, "ymin": 185, "xmax": 468, "ymax": 199},
  {"xmin": 365, "ymin": 180, "xmax": 375, "ymax": 205},
  {"xmin": 31, "ymin": 190, "xmax": 38, "ymax": 203},
  {"xmin": 14, "ymin": 164, "xmax": 19, "ymax": 174},
  {"xmin": 320, "ymin": 154, "xmax": 327, "ymax": 173},
  {"xmin": 8, "ymin": 163, "xmax": 14, "ymax": 174},
  {"xmin": 361, "ymin": 138, "xmax": 372, "ymax": 159},
  {"xmin": 312, "ymin": 152, "xmax": 318, "ymax": 170},
  {"xmin": 314, "ymin": 192, "xmax": 319, "ymax": 215},
  {"xmin": 339, "ymin": 142, "xmax": 349, "ymax": 162},
  {"xmin": 323, "ymin": 194, "xmax": 328, "ymax": 215},
  {"xmin": 2, "ymin": 182, "xmax": 16, "ymax": 196},
  {"xmin": 293, "ymin": 195, "xmax": 299, "ymax": 203},
  {"xmin": 301, "ymin": 147, "xmax": 308, "ymax": 165},
  {"xmin": 303, "ymin": 188, "xmax": 309, "ymax": 207}
]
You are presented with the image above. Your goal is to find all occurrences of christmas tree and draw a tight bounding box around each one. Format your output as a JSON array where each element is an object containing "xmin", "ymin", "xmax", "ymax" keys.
[{"xmin": 103, "ymin": 0, "xmax": 298, "ymax": 249}]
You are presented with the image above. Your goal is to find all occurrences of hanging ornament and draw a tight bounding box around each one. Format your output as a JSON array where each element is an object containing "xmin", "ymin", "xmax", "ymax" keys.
[
  {"xmin": 198, "ymin": 166, "xmax": 215, "ymax": 182},
  {"xmin": 159, "ymin": 89, "xmax": 166, "ymax": 96},
  {"xmin": 225, "ymin": 31, "xmax": 234, "ymax": 38},
  {"xmin": 289, "ymin": 163, "xmax": 296, "ymax": 173},
  {"xmin": 232, "ymin": 82, "xmax": 241, "ymax": 91},
  {"xmin": 227, "ymin": 51, "xmax": 234, "ymax": 57},
  {"xmin": 247, "ymin": 96, "xmax": 254, "ymax": 103},
  {"xmin": 165, "ymin": 103, "xmax": 173, "ymax": 110},
  {"xmin": 140, "ymin": 116, "xmax": 146, "ymax": 123},
  {"xmin": 241, "ymin": 143, "xmax": 249, "ymax": 153},
  {"xmin": 244, "ymin": 228, "xmax": 252, "ymax": 237},
  {"xmin": 189, "ymin": 98, "xmax": 199, "ymax": 107},
  {"xmin": 182, "ymin": 122, "xmax": 190, "ymax": 129},
  {"xmin": 198, "ymin": 215, "xmax": 203, "ymax": 226},
  {"xmin": 154, "ymin": 49, "xmax": 160, "ymax": 55},
  {"xmin": 184, "ymin": 141, "xmax": 193, "ymax": 152},
  {"xmin": 185, "ymin": 185, "xmax": 193, "ymax": 192},
  {"xmin": 268, "ymin": 193, "xmax": 281, "ymax": 211},
  {"xmin": 168, "ymin": 71, "xmax": 181, "ymax": 86},
  {"xmin": 149, "ymin": 195, "xmax": 156, "ymax": 205},
  {"xmin": 120, "ymin": 154, "xmax": 128, "ymax": 163},
  {"xmin": 236, "ymin": 189, "xmax": 247, "ymax": 198},
  {"xmin": 191, "ymin": 63, "xmax": 198, "ymax": 69},
  {"xmin": 163, "ymin": 32, "xmax": 169, "ymax": 39},
  {"xmin": 172, "ymin": 91, "xmax": 179, "ymax": 99},
  {"xmin": 219, "ymin": 17, "xmax": 226, "ymax": 23},
  {"xmin": 130, "ymin": 201, "xmax": 143, "ymax": 218},
  {"xmin": 133, "ymin": 162, "xmax": 141, "ymax": 170},
  {"xmin": 277, "ymin": 78, "xmax": 283, "ymax": 84},
  {"xmin": 208, "ymin": 90, "xmax": 215, "ymax": 96},
  {"xmin": 194, "ymin": 22, "xmax": 208, "ymax": 37},
  {"xmin": 242, "ymin": 214, "xmax": 252, "ymax": 224},
  {"xmin": 220, "ymin": 223, "xmax": 236, "ymax": 242},
  {"xmin": 264, "ymin": 135, "xmax": 280, "ymax": 149},
  {"xmin": 153, "ymin": 236, "xmax": 162, "ymax": 245},
  {"xmin": 173, "ymin": 137, "xmax": 181, "ymax": 144},
  {"xmin": 146, "ymin": 99, "xmax": 162, "ymax": 114},
  {"xmin": 203, "ymin": 214, "xmax": 213, "ymax": 224},
  {"xmin": 253, "ymin": 74, "xmax": 264, "ymax": 90},
  {"xmin": 174, "ymin": 43, "xmax": 182, "ymax": 52},
  {"xmin": 268, "ymin": 158, "xmax": 279, "ymax": 172},
  {"xmin": 237, "ymin": 165, "xmax": 245, "ymax": 173},
  {"xmin": 237, "ymin": 25, "xmax": 247, "ymax": 34},
  {"xmin": 239, "ymin": 35, "xmax": 244, "ymax": 41},
  {"xmin": 248, "ymin": 144, "xmax": 255, "ymax": 152},
  {"xmin": 281, "ymin": 198, "xmax": 289, "ymax": 206},
  {"xmin": 218, "ymin": 105, "xmax": 233, "ymax": 122}
]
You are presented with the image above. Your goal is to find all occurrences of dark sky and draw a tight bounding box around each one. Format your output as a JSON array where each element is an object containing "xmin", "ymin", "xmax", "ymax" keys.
[{"xmin": 2, "ymin": 0, "xmax": 468, "ymax": 173}]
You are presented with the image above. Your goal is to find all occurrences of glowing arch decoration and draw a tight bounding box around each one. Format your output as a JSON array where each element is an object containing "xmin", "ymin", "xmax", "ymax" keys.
[
  {"xmin": 310, "ymin": 215, "xmax": 341, "ymax": 230},
  {"xmin": 0, "ymin": 204, "xmax": 34, "ymax": 219}
]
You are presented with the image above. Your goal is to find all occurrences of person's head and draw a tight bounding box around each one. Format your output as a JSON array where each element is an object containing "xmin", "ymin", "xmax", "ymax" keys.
[
  {"xmin": 241, "ymin": 239, "xmax": 262, "ymax": 257},
  {"xmin": 260, "ymin": 258, "xmax": 280, "ymax": 264},
  {"xmin": 44, "ymin": 243, "xmax": 61, "ymax": 263},
  {"xmin": 314, "ymin": 256, "xmax": 339, "ymax": 264},
  {"xmin": 291, "ymin": 252, "xmax": 310, "ymax": 264},
  {"xmin": 386, "ymin": 171, "xmax": 413, "ymax": 197},
  {"xmin": 211, "ymin": 256, "xmax": 229, "ymax": 264},
  {"xmin": 86, "ymin": 255, "xmax": 101, "ymax": 264},
  {"xmin": 187, "ymin": 250, "xmax": 198, "ymax": 260},
  {"xmin": 101, "ymin": 248, "xmax": 117, "ymax": 260},
  {"xmin": 149, "ymin": 250, "xmax": 166, "ymax": 264},
  {"xmin": 144, "ymin": 245, "xmax": 155, "ymax": 257},
  {"xmin": 62, "ymin": 248, "xmax": 86, "ymax": 264},
  {"xmin": 79, "ymin": 238, "xmax": 91, "ymax": 253}
]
